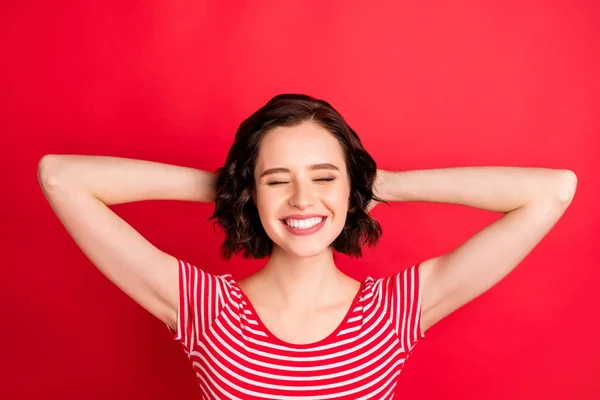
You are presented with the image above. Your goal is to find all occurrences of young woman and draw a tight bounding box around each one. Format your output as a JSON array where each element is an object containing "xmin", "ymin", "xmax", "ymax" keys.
[{"xmin": 38, "ymin": 94, "xmax": 577, "ymax": 399}]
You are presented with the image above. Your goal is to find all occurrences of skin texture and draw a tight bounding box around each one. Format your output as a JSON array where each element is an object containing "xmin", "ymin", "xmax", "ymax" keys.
[
  {"xmin": 38, "ymin": 132, "xmax": 577, "ymax": 346},
  {"xmin": 238, "ymin": 121, "xmax": 362, "ymax": 344},
  {"xmin": 238, "ymin": 121, "xmax": 578, "ymax": 343}
]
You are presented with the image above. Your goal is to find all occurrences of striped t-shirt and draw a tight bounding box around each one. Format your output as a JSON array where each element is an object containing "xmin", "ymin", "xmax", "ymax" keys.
[{"xmin": 167, "ymin": 258, "xmax": 426, "ymax": 399}]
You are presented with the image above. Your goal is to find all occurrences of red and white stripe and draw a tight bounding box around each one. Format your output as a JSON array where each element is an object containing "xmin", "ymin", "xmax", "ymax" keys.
[{"xmin": 168, "ymin": 259, "xmax": 425, "ymax": 399}]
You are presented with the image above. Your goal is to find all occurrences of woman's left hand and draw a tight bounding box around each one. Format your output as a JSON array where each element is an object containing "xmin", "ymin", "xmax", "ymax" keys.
[
  {"xmin": 366, "ymin": 200, "xmax": 378, "ymax": 213},
  {"xmin": 367, "ymin": 169, "xmax": 386, "ymax": 213}
]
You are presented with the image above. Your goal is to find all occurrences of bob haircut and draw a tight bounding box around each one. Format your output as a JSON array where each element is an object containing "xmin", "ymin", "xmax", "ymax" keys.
[{"xmin": 209, "ymin": 93, "xmax": 388, "ymax": 260}]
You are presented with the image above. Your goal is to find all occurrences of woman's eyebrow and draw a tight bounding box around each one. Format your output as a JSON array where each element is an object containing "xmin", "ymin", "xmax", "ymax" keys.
[{"xmin": 260, "ymin": 163, "xmax": 340, "ymax": 178}]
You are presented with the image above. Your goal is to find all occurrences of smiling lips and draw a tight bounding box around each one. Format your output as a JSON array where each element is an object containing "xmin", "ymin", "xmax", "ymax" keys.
[{"xmin": 280, "ymin": 215, "xmax": 328, "ymax": 236}]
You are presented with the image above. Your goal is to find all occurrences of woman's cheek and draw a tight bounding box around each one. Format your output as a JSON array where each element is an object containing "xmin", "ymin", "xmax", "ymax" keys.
[{"xmin": 328, "ymin": 183, "xmax": 351, "ymax": 211}]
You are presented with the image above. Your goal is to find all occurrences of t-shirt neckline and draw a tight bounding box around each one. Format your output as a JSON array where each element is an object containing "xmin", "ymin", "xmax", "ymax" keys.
[{"xmin": 231, "ymin": 278, "xmax": 366, "ymax": 349}]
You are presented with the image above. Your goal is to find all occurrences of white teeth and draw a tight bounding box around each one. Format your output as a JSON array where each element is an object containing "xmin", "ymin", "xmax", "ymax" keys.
[{"xmin": 284, "ymin": 217, "xmax": 324, "ymax": 229}]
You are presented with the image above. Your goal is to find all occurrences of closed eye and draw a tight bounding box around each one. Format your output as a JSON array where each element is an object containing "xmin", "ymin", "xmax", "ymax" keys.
[{"xmin": 267, "ymin": 177, "xmax": 336, "ymax": 185}]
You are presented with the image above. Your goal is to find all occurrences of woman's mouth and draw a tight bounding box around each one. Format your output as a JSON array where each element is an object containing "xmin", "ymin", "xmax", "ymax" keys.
[{"xmin": 280, "ymin": 216, "xmax": 327, "ymax": 236}]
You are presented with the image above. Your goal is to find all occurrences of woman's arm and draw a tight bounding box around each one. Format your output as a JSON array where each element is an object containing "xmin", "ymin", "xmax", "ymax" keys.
[
  {"xmin": 40, "ymin": 154, "xmax": 217, "ymax": 205},
  {"xmin": 373, "ymin": 166, "xmax": 577, "ymax": 334},
  {"xmin": 38, "ymin": 154, "xmax": 217, "ymax": 330},
  {"xmin": 375, "ymin": 166, "xmax": 576, "ymax": 212}
]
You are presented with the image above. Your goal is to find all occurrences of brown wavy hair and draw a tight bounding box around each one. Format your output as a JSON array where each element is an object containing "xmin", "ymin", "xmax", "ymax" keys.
[{"xmin": 209, "ymin": 93, "xmax": 388, "ymax": 260}]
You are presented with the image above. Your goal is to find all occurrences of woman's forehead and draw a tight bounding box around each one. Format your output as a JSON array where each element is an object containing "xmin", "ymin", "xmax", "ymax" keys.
[{"xmin": 256, "ymin": 122, "xmax": 345, "ymax": 168}]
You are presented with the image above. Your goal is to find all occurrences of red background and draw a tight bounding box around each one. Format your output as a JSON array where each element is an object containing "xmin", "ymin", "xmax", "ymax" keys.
[{"xmin": 2, "ymin": 1, "xmax": 599, "ymax": 399}]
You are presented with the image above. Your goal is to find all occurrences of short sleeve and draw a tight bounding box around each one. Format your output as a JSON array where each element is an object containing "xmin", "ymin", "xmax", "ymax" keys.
[
  {"xmin": 166, "ymin": 258, "xmax": 228, "ymax": 354},
  {"xmin": 382, "ymin": 263, "xmax": 426, "ymax": 353}
]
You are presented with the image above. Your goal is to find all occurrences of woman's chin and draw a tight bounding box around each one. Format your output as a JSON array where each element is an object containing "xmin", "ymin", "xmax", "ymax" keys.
[{"xmin": 268, "ymin": 225, "xmax": 340, "ymax": 258}]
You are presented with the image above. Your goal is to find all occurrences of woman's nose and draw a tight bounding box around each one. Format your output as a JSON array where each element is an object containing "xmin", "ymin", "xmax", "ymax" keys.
[{"xmin": 289, "ymin": 181, "xmax": 315, "ymax": 209}]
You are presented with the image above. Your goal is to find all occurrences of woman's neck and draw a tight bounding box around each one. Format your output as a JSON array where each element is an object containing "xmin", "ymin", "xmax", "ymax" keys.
[{"xmin": 257, "ymin": 245, "xmax": 353, "ymax": 311}]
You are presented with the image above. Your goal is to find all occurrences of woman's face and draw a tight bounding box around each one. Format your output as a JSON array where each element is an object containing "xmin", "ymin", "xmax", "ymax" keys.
[{"xmin": 253, "ymin": 120, "xmax": 351, "ymax": 258}]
